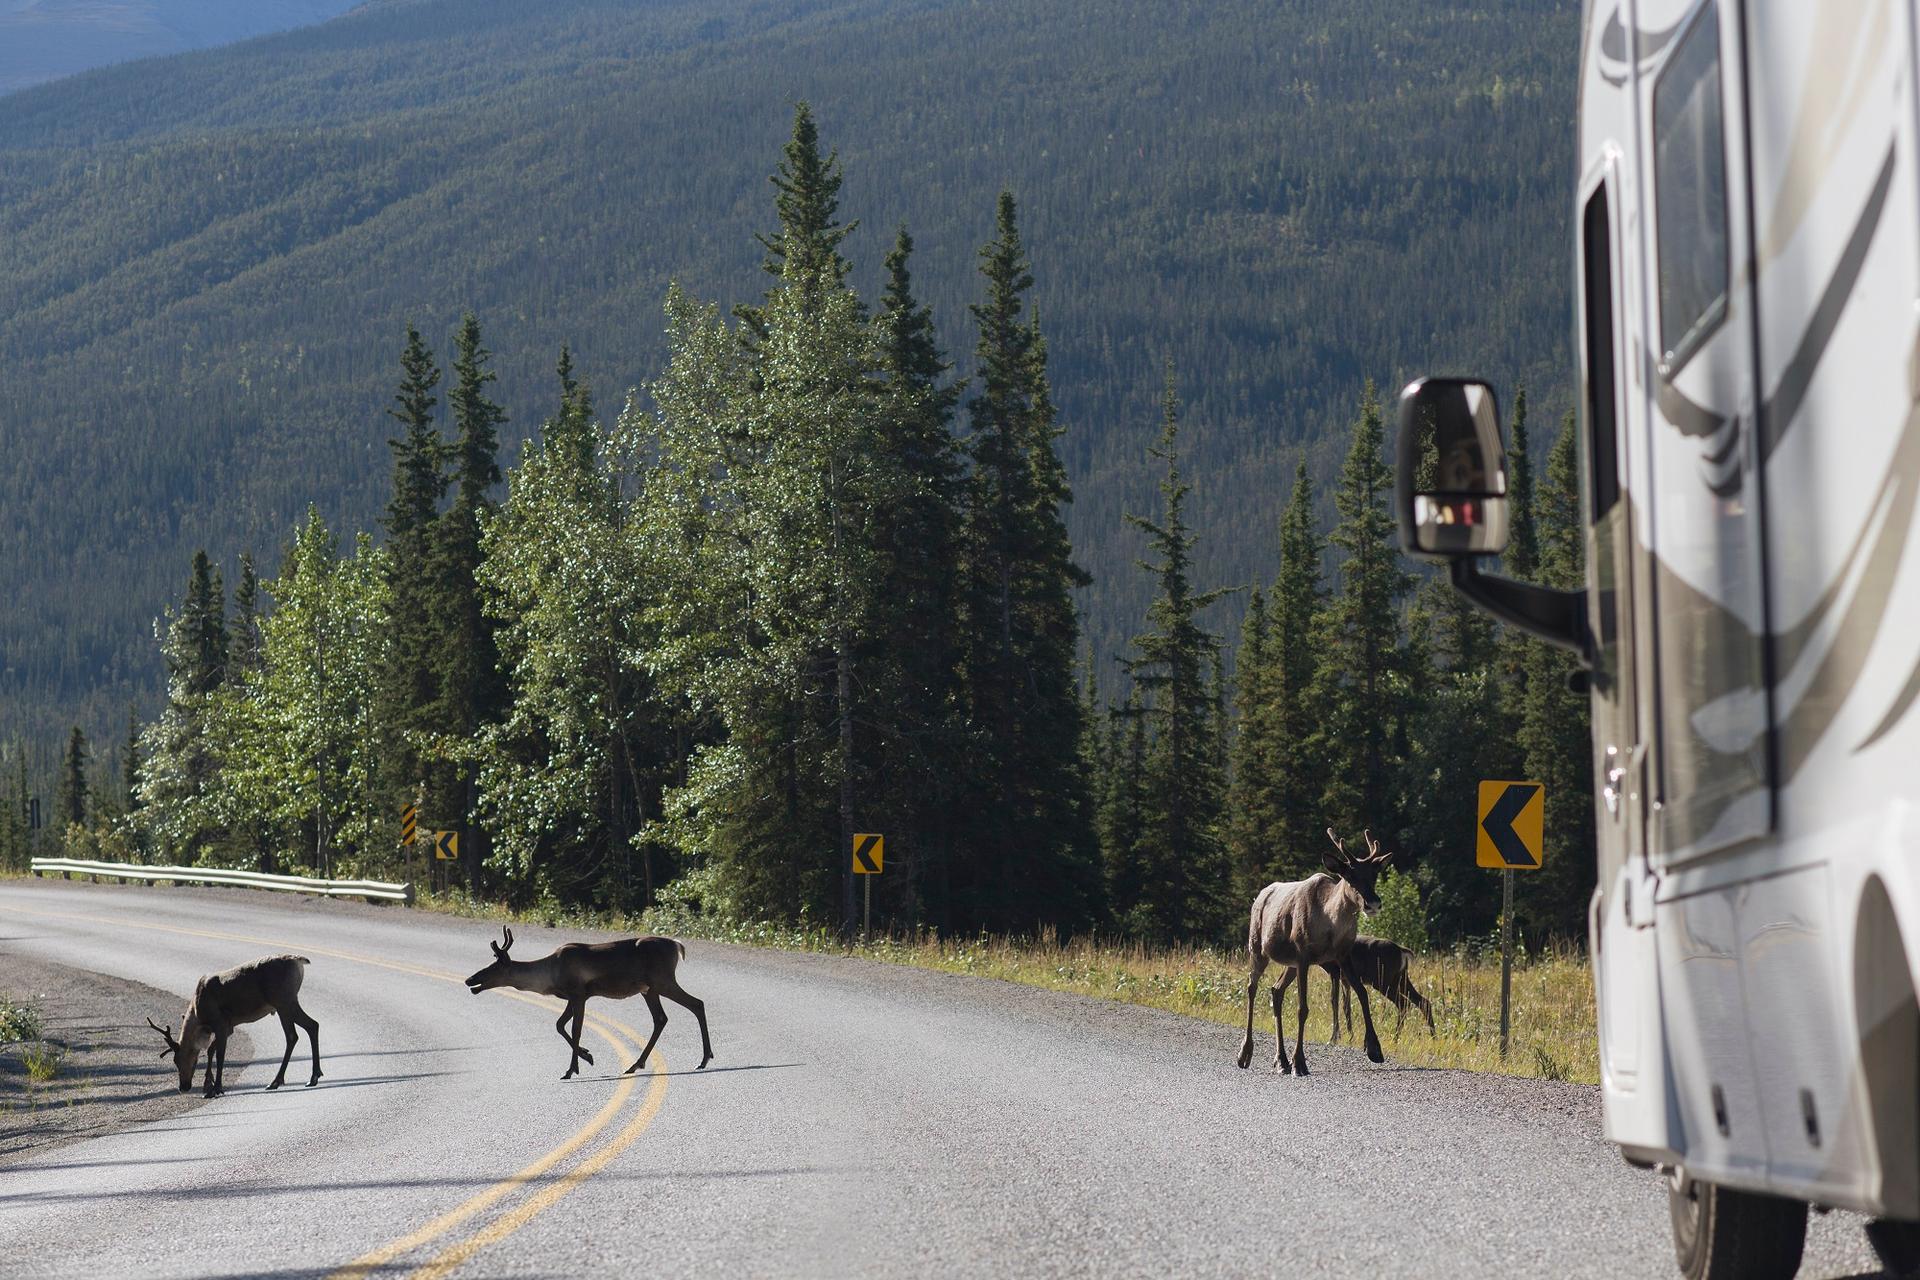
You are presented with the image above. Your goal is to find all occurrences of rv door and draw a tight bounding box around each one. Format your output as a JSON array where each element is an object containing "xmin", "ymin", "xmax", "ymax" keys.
[{"xmin": 1581, "ymin": 161, "xmax": 1670, "ymax": 1159}]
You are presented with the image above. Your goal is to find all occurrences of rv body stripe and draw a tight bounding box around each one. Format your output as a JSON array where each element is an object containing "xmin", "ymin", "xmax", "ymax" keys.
[{"xmin": 1760, "ymin": 146, "xmax": 1896, "ymax": 463}]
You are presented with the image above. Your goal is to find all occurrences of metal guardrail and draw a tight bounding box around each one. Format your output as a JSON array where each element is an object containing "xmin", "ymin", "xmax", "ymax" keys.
[{"xmin": 29, "ymin": 857, "xmax": 413, "ymax": 903}]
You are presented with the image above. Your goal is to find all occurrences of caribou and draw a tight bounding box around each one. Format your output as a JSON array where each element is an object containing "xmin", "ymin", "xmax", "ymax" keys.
[
  {"xmin": 1282, "ymin": 934, "xmax": 1437, "ymax": 1046},
  {"xmin": 464, "ymin": 927, "xmax": 714, "ymax": 1079},
  {"xmin": 146, "ymin": 954, "xmax": 322, "ymax": 1098},
  {"xmin": 1235, "ymin": 828, "xmax": 1398, "ymax": 1075}
]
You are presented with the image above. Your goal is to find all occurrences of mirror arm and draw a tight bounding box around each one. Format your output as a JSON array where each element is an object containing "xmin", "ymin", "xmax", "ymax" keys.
[{"xmin": 1449, "ymin": 557, "xmax": 1595, "ymax": 669}]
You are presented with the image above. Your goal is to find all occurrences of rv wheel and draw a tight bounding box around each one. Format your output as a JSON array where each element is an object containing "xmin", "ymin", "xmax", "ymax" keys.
[
  {"xmin": 1667, "ymin": 1172, "xmax": 1807, "ymax": 1280},
  {"xmin": 1867, "ymin": 1218, "xmax": 1920, "ymax": 1278}
]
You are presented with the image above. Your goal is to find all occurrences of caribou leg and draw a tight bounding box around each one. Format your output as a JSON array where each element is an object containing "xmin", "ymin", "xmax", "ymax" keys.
[
  {"xmin": 1236, "ymin": 951, "xmax": 1269, "ymax": 1069},
  {"xmin": 660, "ymin": 981, "xmax": 713, "ymax": 1069},
  {"xmin": 1291, "ymin": 962, "xmax": 1311, "ymax": 1075},
  {"xmin": 1341, "ymin": 955, "xmax": 1386, "ymax": 1064},
  {"xmin": 556, "ymin": 997, "xmax": 593, "ymax": 1079},
  {"xmin": 268, "ymin": 1008, "xmax": 297, "ymax": 1089},
  {"xmin": 1271, "ymin": 970, "xmax": 1293, "ymax": 1073},
  {"xmin": 624, "ymin": 993, "xmax": 669, "ymax": 1074},
  {"xmin": 291, "ymin": 1002, "xmax": 323, "ymax": 1085}
]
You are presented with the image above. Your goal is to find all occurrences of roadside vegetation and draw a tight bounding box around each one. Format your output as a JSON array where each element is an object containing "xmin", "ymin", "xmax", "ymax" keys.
[{"xmin": 0, "ymin": 992, "xmax": 67, "ymax": 1102}]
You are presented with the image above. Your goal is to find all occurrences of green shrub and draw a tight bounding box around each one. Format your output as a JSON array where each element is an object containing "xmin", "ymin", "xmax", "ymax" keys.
[
  {"xmin": 1364, "ymin": 868, "xmax": 1430, "ymax": 951},
  {"xmin": 0, "ymin": 994, "xmax": 43, "ymax": 1044}
]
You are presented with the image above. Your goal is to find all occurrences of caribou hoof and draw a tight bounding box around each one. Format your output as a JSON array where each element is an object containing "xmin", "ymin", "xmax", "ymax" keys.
[
  {"xmin": 623, "ymin": 1058, "xmax": 644, "ymax": 1075},
  {"xmin": 306, "ymin": 1077, "xmax": 320, "ymax": 1088},
  {"xmin": 697, "ymin": 1056, "xmax": 711, "ymax": 1070},
  {"xmin": 578, "ymin": 1047, "xmax": 595, "ymax": 1066},
  {"xmin": 1293, "ymin": 1058, "xmax": 1310, "ymax": 1077},
  {"xmin": 1366, "ymin": 1044, "xmax": 1385, "ymax": 1065},
  {"xmin": 1274, "ymin": 1059, "xmax": 1291, "ymax": 1076},
  {"xmin": 1235, "ymin": 1044, "xmax": 1253, "ymax": 1069},
  {"xmin": 266, "ymin": 1079, "xmax": 283, "ymax": 1091}
]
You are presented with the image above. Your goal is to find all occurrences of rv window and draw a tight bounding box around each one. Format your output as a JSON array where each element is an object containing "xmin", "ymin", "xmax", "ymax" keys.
[
  {"xmin": 1652, "ymin": 3, "xmax": 1729, "ymax": 370},
  {"xmin": 1582, "ymin": 188, "xmax": 1619, "ymax": 521}
]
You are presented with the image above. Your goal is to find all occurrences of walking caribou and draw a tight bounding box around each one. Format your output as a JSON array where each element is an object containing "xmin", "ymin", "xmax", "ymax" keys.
[
  {"xmin": 1236, "ymin": 829, "xmax": 1398, "ymax": 1075},
  {"xmin": 146, "ymin": 954, "xmax": 322, "ymax": 1098},
  {"xmin": 464, "ymin": 928, "xmax": 714, "ymax": 1079}
]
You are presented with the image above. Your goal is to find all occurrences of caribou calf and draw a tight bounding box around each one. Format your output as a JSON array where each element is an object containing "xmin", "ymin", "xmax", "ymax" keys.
[
  {"xmin": 1236, "ymin": 829, "xmax": 1397, "ymax": 1075},
  {"xmin": 1326, "ymin": 935, "xmax": 1436, "ymax": 1043},
  {"xmin": 146, "ymin": 955, "xmax": 321, "ymax": 1098},
  {"xmin": 464, "ymin": 927, "xmax": 714, "ymax": 1079}
]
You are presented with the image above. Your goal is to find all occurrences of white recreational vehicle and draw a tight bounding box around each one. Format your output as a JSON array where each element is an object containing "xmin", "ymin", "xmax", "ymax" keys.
[{"xmin": 1397, "ymin": 1, "xmax": 1920, "ymax": 1276}]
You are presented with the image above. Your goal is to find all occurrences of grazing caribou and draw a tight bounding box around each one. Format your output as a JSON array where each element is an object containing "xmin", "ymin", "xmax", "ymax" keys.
[
  {"xmin": 146, "ymin": 954, "xmax": 322, "ymax": 1098},
  {"xmin": 1324, "ymin": 935, "xmax": 1436, "ymax": 1042},
  {"xmin": 464, "ymin": 927, "xmax": 714, "ymax": 1079},
  {"xmin": 1236, "ymin": 828, "xmax": 1397, "ymax": 1075}
]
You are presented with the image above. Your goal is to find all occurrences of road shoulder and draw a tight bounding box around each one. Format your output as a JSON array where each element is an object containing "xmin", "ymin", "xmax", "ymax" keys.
[{"xmin": 0, "ymin": 951, "xmax": 249, "ymax": 1164}]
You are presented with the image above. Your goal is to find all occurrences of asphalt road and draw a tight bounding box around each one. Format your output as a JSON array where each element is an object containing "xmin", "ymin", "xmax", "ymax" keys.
[{"xmin": 0, "ymin": 880, "xmax": 1890, "ymax": 1279}]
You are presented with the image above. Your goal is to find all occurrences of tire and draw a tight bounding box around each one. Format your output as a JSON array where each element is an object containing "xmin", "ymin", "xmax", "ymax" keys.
[
  {"xmin": 1867, "ymin": 1218, "xmax": 1920, "ymax": 1278},
  {"xmin": 1668, "ymin": 1174, "xmax": 1808, "ymax": 1280}
]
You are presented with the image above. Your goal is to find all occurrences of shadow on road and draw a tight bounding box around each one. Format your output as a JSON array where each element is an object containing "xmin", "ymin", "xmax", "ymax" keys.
[{"xmin": 558, "ymin": 1061, "xmax": 805, "ymax": 1082}]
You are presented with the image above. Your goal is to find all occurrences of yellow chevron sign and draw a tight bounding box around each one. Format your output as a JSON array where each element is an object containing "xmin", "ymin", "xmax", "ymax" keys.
[
  {"xmin": 433, "ymin": 830, "xmax": 459, "ymax": 861},
  {"xmin": 852, "ymin": 833, "xmax": 883, "ymax": 875},
  {"xmin": 1477, "ymin": 781, "xmax": 1544, "ymax": 869},
  {"xmin": 401, "ymin": 804, "xmax": 418, "ymax": 846}
]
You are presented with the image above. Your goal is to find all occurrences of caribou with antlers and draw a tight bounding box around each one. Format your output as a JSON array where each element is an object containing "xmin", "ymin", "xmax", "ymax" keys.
[
  {"xmin": 146, "ymin": 954, "xmax": 322, "ymax": 1098},
  {"xmin": 465, "ymin": 927, "xmax": 714, "ymax": 1079},
  {"xmin": 1235, "ymin": 828, "xmax": 1398, "ymax": 1075}
]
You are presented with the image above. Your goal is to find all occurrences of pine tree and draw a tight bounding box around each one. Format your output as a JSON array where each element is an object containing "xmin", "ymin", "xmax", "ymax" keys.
[
  {"xmin": 121, "ymin": 705, "xmax": 141, "ymax": 816},
  {"xmin": 137, "ymin": 551, "xmax": 230, "ymax": 862},
  {"xmin": 1315, "ymin": 381, "xmax": 1415, "ymax": 840},
  {"xmin": 379, "ymin": 323, "xmax": 450, "ymax": 835},
  {"xmin": 436, "ymin": 313, "xmax": 507, "ymax": 894},
  {"xmin": 1226, "ymin": 587, "xmax": 1277, "ymax": 898},
  {"xmin": 955, "ymin": 190, "xmax": 1099, "ymax": 933},
  {"xmin": 737, "ymin": 102, "xmax": 858, "ymax": 347},
  {"xmin": 1263, "ymin": 462, "xmax": 1328, "ymax": 877},
  {"xmin": 1114, "ymin": 366, "xmax": 1231, "ymax": 940},
  {"xmin": 862, "ymin": 226, "xmax": 967, "ymax": 927},
  {"xmin": 57, "ymin": 725, "xmax": 88, "ymax": 831},
  {"xmin": 1518, "ymin": 415, "xmax": 1595, "ymax": 938},
  {"xmin": 229, "ymin": 553, "xmax": 263, "ymax": 683}
]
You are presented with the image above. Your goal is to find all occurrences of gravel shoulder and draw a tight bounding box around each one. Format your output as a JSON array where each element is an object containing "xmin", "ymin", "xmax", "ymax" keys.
[{"xmin": 0, "ymin": 950, "xmax": 249, "ymax": 1164}]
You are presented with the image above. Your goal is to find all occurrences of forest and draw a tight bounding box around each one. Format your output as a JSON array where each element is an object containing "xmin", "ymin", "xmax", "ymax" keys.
[
  {"xmin": 1, "ymin": 108, "xmax": 1595, "ymax": 948},
  {"xmin": 0, "ymin": 0, "xmax": 1582, "ymax": 758}
]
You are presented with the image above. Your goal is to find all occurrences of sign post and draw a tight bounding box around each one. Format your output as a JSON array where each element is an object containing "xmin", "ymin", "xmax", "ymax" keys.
[
  {"xmin": 1476, "ymin": 780, "xmax": 1545, "ymax": 1058},
  {"xmin": 852, "ymin": 833, "xmax": 883, "ymax": 942}
]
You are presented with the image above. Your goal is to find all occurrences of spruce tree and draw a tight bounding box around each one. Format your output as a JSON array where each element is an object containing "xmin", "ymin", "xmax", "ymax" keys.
[
  {"xmin": 737, "ymin": 102, "xmax": 858, "ymax": 347},
  {"xmin": 380, "ymin": 324, "xmax": 448, "ymax": 837},
  {"xmin": 1264, "ymin": 462, "xmax": 1328, "ymax": 877},
  {"xmin": 58, "ymin": 725, "xmax": 88, "ymax": 831},
  {"xmin": 121, "ymin": 705, "xmax": 141, "ymax": 816},
  {"xmin": 137, "ymin": 551, "xmax": 229, "ymax": 861},
  {"xmin": 863, "ymin": 226, "xmax": 967, "ymax": 927},
  {"xmin": 1226, "ymin": 587, "xmax": 1278, "ymax": 899},
  {"xmin": 437, "ymin": 313, "xmax": 507, "ymax": 893},
  {"xmin": 1518, "ymin": 415, "xmax": 1596, "ymax": 938},
  {"xmin": 955, "ymin": 191, "xmax": 1099, "ymax": 933},
  {"xmin": 229, "ymin": 553, "xmax": 263, "ymax": 684},
  {"xmin": 1115, "ymin": 367, "xmax": 1231, "ymax": 939},
  {"xmin": 1314, "ymin": 382, "xmax": 1414, "ymax": 840}
]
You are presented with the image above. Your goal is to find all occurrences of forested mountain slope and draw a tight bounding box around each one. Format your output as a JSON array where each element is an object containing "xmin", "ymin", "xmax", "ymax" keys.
[
  {"xmin": 0, "ymin": 0, "xmax": 1579, "ymax": 747},
  {"xmin": 0, "ymin": 0, "xmax": 361, "ymax": 93}
]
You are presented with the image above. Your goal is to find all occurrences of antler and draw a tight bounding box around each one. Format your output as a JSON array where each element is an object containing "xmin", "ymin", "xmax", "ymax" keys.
[
  {"xmin": 145, "ymin": 1016, "xmax": 180, "ymax": 1051},
  {"xmin": 491, "ymin": 926, "xmax": 514, "ymax": 959},
  {"xmin": 1364, "ymin": 829, "xmax": 1382, "ymax": 860},
  {"xmin": 1325, "ymin": 827, "xmax": 1347, "ymax": 857}
]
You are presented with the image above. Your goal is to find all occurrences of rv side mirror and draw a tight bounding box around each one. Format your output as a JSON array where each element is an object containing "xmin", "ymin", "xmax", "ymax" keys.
[{"xmin": 1396, "ymin": 376, "xmax": 1511, "ymax": 559}]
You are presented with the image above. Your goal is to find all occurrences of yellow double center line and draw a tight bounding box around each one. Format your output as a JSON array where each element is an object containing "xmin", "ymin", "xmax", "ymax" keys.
[{"xmin": 0, "ymin": 900, "xmax": 671, "ymax": 1279}]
